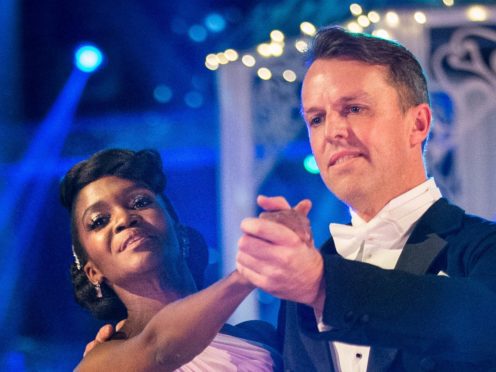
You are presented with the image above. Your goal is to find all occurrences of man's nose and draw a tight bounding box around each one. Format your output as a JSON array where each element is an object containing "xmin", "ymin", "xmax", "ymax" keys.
[{"xmin": 324, "ymin": 115, "xmax": 349, "ymax": 141}]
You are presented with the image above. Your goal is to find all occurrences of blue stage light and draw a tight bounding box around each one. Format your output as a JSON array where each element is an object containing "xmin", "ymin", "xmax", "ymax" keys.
[
  {"xmin": 153, "ymin": 85, "xmax": 173, "ymax": 103},
  {"xmin": 184, "ymin": 91, "xmax": 203, "ymax": 108},
  {"xmin": 205, "ymin": 13, "xmax": 226, "ymax": 32},
  {"xmin": 303, "ymin": 154, "xmax": 320, "ymax": 174},
  {"xmin": 188, "ymin": 25, "xmax": 207, "ymax": 42},
  {"xmin": 74, "ymin": 44, "xmax": 103, "ymax": 73}
]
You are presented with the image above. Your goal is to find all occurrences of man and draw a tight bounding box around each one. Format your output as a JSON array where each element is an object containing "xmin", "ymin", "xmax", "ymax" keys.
[{"xmin": 236, "ymin": 26, "xmax": 496, "ymax": 371}]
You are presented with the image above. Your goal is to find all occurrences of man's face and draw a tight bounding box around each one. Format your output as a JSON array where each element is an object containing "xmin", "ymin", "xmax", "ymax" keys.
[{"xmin": 301, "ymin": 58, "xmax": 422, "ymax": 219}]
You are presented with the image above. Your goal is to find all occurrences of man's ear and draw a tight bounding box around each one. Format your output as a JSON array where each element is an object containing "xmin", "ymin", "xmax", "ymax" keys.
[
  {"xmin": 409, "ymin": 103, "xmax": 431, "ymax": 147},
  {"xmin": 84, "ymin": 260, "xmax": 104, "ymax": 285}
]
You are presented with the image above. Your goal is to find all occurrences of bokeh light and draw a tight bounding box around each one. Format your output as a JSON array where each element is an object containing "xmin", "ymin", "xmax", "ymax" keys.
[
  {"xmin": 205, "ymin": 13, "xmax": 226, "ymax": 32},
  {"xmin": 257, "ymin": 67, "xmax": 272, "ymax": 80},
  {"xmin": 350, "ymin": 3, "xmax": 363, "ymax": 16},
  {"xmin": 300, "ymin": 21, "xmax": 317, "ymax": 36},
  {"xmin": 188, "ymin": 24, "xmax": 207, "ymax": 42},
  {"xmin": 241, "ymin": 54, "xmax": 256, "ymax": 67},
  {"xmin": 153, "ymin": 85, "xmax": 173, "ymax": 103},
  {"xmin": 303, "ymin": 155, "xmax": 320, "ymax": 174},
  {"xmin": 74, "ymin": 44, "xmax": 103, "ymax": 73},
  {"xmin": 282, "ymin": 69, "xmax": 297, "ymax": 82},
  {"xmin": 184, "ymin": 91, "xmax": 204, "ymax": 108}
]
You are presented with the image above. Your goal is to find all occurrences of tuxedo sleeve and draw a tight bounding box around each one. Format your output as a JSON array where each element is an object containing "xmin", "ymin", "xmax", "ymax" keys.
[{"xmin": 298, "ymin": 228, "xmax": 496, "ymax": 362}]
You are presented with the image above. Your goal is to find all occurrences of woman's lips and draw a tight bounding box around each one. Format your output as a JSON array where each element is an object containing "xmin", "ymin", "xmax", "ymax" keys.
[{"xmin": 119, "ymin": 232, "xmax": 153, "ymax": 252}]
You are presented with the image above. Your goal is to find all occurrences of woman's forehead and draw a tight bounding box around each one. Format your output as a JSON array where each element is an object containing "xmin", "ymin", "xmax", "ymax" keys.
[{"xmin": 75, "ymin": 176, "xmax": 149, "ymax": 212}]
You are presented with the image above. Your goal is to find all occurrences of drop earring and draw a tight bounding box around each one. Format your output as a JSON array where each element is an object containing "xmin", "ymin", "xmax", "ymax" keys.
[
  {"xmin": 95, "ymin": 282, "xmax": 103, "ymax": 298},
  {"xmin": 177, "ymin": 225, "xmax": 190, "ymax": 259}
]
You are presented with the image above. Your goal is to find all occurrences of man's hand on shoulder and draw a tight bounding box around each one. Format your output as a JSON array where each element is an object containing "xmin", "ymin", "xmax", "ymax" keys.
[{"xmin": 83, "ymin": 320, "xmax": 126, "ymax": 357}]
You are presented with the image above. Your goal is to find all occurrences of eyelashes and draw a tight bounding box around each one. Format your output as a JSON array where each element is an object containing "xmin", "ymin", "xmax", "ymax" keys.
[
  {"xmin": 85, "ymin": 194, "xmax": 155, "ymax": 231},
  {"xmin": 308, "ymin": 115, "xmax": 323, "ymax": 127},
  {"xmin": 130, "ymin": 194, "xmax": 153, "ymax": 209},
  {"xmin": 88, "ymin": 213, "xmax": 110, "ymax": 230},
  {"xmin": 344, "ymin": 105, "xmax": 365, "ymax": 115}
]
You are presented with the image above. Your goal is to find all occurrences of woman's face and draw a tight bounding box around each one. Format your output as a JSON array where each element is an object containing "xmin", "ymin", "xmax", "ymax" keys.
[{"xmin": 74, "ymin": 176, "xmax": 180, "ymax": 287}]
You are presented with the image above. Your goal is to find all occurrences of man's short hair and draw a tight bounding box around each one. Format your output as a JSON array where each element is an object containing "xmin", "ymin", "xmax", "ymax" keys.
[{"xmin": 309, "ymin": 26, "xmax": 430, "ymax": 111}]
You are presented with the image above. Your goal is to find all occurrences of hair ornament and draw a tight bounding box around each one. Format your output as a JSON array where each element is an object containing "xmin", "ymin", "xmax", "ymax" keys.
[{"xmin": 71, "ymin": 245, "xmax": 82, "ymax": 270}]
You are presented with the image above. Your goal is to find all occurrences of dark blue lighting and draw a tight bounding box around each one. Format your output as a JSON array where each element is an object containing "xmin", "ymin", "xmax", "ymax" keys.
[
  {"xmin": 0, "ymin": 68, "xmax": 89, "ymax": 333},
  {"xmin": 153, "ymin": 85, "xmax": 173, "ymax": 103},
  {"xmin": 184, "ymin": 91, "xmax": 203, "ymax": 108},
  {"xmin": 188, "ymin": 25, "xmax": 207, "ymax": 42},
  {"xmin": 74, "ymin": 44, "xmax": 103, "ymax": 73}
]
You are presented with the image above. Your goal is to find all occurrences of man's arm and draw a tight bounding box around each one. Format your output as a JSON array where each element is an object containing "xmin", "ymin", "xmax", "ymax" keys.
[
  {"xmin": 315, "ymin": 251, "xmax": 496, "ymax": 361},
  {"xmin": 83, "ymin": 320, "xmax": 126, "ymax": 357}
]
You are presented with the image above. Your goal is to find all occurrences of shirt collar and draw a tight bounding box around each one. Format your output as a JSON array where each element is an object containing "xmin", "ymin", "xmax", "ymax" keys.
[
  {"xmin": 330, "ymin": 178, "xmax": 442, "ymax": 260},
  {"xmin": 349, "ymin": 178, "xmax": 442, "ymax": 235}
]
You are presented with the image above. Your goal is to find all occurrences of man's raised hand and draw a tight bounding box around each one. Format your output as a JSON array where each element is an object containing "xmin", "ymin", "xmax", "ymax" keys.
[{"xmin": 236, "ymin": 196, "xmax": 324, "ymax": 309}]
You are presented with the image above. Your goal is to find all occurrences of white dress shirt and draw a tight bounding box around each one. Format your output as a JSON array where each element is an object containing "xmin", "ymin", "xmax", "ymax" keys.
[{"xmin": 320, "ymin": 178, "xmax": 442, "ymax": 372}]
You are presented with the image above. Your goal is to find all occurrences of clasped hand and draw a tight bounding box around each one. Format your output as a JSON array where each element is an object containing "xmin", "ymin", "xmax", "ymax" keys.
[{"xmin": 236, "ymin": 195, "xmax": 325, "ymax": 309}]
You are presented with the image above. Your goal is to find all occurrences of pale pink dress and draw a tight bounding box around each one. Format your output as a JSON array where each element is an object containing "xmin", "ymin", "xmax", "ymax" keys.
[{"xmin": 175, "ymin": 333, "xmax": 275, "ymax": 371}]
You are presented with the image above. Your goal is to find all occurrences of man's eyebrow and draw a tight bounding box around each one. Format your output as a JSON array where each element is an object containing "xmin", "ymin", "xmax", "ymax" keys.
[
  {"xmin": 336, "ymin": 92, "xmax": 373, "ymax": 104},
  {"xmin": 300, "ymin": 106, "xmax": 322, "ymax": 118},
  {"xmin": 301, "ymin": 91, "xmax": 374, "ymax": 116}
]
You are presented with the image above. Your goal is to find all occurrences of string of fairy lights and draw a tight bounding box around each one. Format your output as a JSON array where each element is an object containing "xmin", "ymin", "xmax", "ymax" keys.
[
  {"xmin": 204, "ymin": 2, "xmax": 493, "ymax": 84},
  {"xmin": 207, "ymin": 1, "xmax": 493, "ymax": 175},
  {"xmin": 204, "ymin": 22, "xmax": 314, "ymax": 79}
]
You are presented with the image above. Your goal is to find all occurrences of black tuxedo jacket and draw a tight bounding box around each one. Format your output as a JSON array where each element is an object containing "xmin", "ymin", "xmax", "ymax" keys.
[{"xmin": 279, "ymin": 198, "xmax": 496, "ymax": 371}]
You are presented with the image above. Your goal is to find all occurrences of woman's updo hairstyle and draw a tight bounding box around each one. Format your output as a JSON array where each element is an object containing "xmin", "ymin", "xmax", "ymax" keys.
[{"xmin": 60, "ymin": 149, "xmax": 208, "ymax": 320}]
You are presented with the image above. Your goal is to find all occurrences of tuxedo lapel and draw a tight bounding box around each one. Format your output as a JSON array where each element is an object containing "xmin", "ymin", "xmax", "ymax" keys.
[
  {"xmin": 367, "ymin": 198, "xmax": 464, "ymax": 371},
  {"xmin": 395, "ymin": 198, "xmax": 464, "ymax": 275},
  {"xmin": 366, "ymin": 233, "xmax": 448, "ymax": 371},
  {"xmin": 395, "ymin": 234, "xmax": 447, "ymax": 275},
  {"xmin": 322, "ymin": 234, "xmax": 405, "ymax": 371}
]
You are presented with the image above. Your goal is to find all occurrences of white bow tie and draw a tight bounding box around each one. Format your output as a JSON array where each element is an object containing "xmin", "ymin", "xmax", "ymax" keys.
[
  {"xmin": 329, "ymin": 179, "xmax": 442, "ymax": 264},
  {"xmin": 330, "ymin": 217, "xmax": 404, "ymax": 261}
]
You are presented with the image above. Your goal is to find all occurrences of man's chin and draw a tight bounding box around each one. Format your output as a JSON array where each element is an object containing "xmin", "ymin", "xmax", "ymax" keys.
[{"xmin": 327, "ymin": 180, "xmax": 366, "ymax": 206}]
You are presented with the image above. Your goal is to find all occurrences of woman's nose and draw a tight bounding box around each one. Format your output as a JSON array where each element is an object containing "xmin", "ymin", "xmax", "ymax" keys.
[{"xmin": 114, "ymin": 211, "xmax": 141, "ymax": 233}]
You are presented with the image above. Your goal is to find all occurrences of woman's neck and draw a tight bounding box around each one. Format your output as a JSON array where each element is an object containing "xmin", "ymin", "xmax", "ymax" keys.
[{"xmin": 113, "ymin": 276, "xmax": 185, "ymax": 339}]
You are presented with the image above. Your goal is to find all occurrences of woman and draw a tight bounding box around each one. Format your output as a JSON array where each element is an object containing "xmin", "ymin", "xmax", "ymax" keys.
[{"xmin": 61, "ymin": 149, "xmax": 281, "ymax": 371}]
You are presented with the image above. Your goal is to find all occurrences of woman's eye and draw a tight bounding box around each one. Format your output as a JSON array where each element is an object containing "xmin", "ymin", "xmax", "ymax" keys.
[
  {"xmin": 131, "ymin": 195, "xmax": 152, "ymax": 209},
  {"xmin": 88, "ymin": 215, "xmax": 109, "ymax": 230}
]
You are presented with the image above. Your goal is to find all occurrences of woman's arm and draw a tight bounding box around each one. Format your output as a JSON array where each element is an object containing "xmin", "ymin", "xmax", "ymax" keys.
[{"xmin": 76, "ymin": 270, "xmax": 254, "ymax": 371}]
